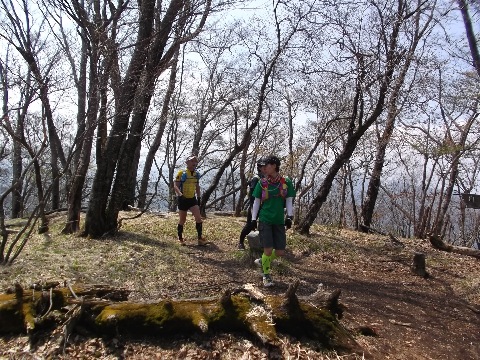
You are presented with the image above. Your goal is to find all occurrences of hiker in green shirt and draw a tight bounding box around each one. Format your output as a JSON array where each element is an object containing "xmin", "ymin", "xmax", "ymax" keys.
[{"xmin": 251, "ymin": 155, "xmax": 295, "ymax": 287}]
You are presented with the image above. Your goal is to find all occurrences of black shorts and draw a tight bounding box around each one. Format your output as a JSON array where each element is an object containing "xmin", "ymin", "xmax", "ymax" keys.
[
  {"xmin": 178, "ymin": 196, "xmax": 198, "ymax": 211},
  {"xmin": 258, "ymin": 222, "xmax": 286, "ymax": 250}
]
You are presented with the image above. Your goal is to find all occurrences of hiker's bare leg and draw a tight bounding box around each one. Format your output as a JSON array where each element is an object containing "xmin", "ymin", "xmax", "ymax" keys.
[{"xmin": 190, "ymin": 205, "xmax": 202, "ymax": 223}]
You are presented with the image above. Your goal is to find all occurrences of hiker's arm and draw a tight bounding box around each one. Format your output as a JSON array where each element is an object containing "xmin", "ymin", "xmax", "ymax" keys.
[
  {"xmin": 286, "ymin": 197, "xmax": 294, "ymax": 217},
  {"xmin": 251, "ymin": 198, "xmax": 261, "ymax": 220},
  {"xmin": 173, "ymin": 181, "xmax": 182, "ymax": 196},
  {"xmin": 196, "ymin": 183, "xmax": 201, "ymax": 200}
]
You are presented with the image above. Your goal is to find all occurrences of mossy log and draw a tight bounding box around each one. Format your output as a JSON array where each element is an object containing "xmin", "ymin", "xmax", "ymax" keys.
[{"xmin": 0, "ymin": 281, "xmax": 359, "ymax": 353}]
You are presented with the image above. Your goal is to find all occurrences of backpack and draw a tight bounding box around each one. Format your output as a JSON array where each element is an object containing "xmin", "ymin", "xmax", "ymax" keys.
[
  {"xmin": 260, "ymin": 176, "xmax": 288, "ymax": 203},
  {"xmin": 247, "ymin": 174, "xmax": 261, "ymax": 204}
]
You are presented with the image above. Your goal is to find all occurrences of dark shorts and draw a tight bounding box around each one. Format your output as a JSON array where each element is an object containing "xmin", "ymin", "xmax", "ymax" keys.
[
  {"xmin": 178, "ymin": 196, "xmax": 198, "ymax": 211},
  {"xmin": 258, "ymin": 222, "xmax": 286, "ymax": 250}
]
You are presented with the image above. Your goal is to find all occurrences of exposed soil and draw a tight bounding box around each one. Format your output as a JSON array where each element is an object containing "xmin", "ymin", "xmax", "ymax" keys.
[{"xmin": 1, "ymin": 212, "xmax": 479, "ymax": 359}]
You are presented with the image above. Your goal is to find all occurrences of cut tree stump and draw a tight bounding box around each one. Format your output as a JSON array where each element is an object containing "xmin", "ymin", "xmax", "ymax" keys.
[
  {"xmin": 412, "ymin": 252, "xmax": 428, "ymax": 278},
  {"xmin": 0, "ymin": 281, "xmax": 361, "ymax": 355}
]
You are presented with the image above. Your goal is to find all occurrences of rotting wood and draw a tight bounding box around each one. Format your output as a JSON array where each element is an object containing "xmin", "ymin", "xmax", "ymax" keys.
[{"xmin": 0, "ymin": 282, "xmax": 361, "ymax": 355}]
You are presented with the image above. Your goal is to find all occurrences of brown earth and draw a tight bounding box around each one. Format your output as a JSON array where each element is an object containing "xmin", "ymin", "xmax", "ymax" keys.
[{"xmin": 1, "ymin": 212, "xmax": 479, "ymax": 359}]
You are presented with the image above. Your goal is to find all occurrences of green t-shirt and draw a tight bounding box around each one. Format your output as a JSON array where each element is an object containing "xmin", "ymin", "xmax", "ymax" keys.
[{"xmin": 252, "ymin": 176, "xmax": 296, "ymax": 225}]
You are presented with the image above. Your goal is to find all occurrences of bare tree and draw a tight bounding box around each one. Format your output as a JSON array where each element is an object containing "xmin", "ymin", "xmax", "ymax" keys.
[
  {"xmin": 297, "ymin": 0, "xmax": 409, "ymax": 234},
  {"xmin": 360, "ymin": 0, "xmax": 436, "ymax": 231},
  {"xmin": 83, "ymin": 0, "xmax": 213, "ymax": 237},
  {"xmin": 198, "ymin": 0, "xmax": 314, "ymax": 216},
  {"xmin": 55, "ymin": 0, "xmax": 128, "ymax": 233},
  {"xmin": 0, "ymin": 107, "xmax": 51, "ymax": 264},
  {"xmin": 380, "ymin": 67, "xmax": 480, "ymax": 243},
  {"xmin": 137, "ymin": 46, "xmax": 181, "ymax": 209},
  {"xmin": 1, "ymin": 50, "xmax": 28, "ymax": 219},
  {"xmin": 0, "ymin": 0, "xmax": 67, "ymax": 213}
]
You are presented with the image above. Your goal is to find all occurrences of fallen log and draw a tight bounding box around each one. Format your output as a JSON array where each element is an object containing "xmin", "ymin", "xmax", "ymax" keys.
[
  {"xmin": 428, "ymin": 234, "xmax": 480, "ymax": 259},
  {"xmin": 0, "ymin": 281, "xmax": 360, "ymax": 355}
]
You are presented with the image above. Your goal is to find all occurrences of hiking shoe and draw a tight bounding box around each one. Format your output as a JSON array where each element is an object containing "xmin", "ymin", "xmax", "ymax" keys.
[
  {"xmin": 237, "ymin": 242, "xmax": 246, "ymax": 250},
  {"xmin": 254, "ymin": 258, "xmax": 262, "ymax": 267},
  {"xmin": 198, "ymin": 237, "xmax": 208, "ymax": 246},
  {"xmin": 263, "ymin": 274, "xmax": 274, "ymax": 287},
  {"xmin": 178, "ymin": 238, "xmax": 186, "ymax": 246}
]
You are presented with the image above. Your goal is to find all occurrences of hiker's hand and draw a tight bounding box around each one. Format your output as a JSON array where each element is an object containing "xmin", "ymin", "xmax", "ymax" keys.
[
  {"xmin": 251, "ymin": 220, "xmax": 257, "ymax": 230},
  {"xmin": 285, "ymin": 216, "xmax": 293, "ymax": 229}
]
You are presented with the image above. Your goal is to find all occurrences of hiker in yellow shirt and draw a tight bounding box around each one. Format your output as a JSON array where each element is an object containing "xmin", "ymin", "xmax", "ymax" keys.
[{"xmin": 173, "ymin": 155, "xmax": 207, "ymax": 246}]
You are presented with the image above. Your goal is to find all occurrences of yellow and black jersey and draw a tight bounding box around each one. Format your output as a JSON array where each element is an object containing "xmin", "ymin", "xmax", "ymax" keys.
[{"xmin": 175, "ymin": 169, "xmax": 200, "ymax": 198}]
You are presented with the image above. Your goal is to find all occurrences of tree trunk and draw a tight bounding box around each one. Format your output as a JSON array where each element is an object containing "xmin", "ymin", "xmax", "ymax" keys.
[
  {"xmin": 84, "ymin": 0, "xmax": 157, "ymax": 238},
  {"xmin": 234, "ymin": 146, "xmax": 249, "ymax": 217},
  {"xmin": 339, "ymin": 166, "xmax": 347, "ymax": 227},
  {"xmin": 348, "ymin": 164, "xmax": 359, "ymax": 230},
  {"xmin": 360, "ymin": 121, "xmax": 393, "ymax": 230},
  {"xmin": 105, "ymin": 0, "xmax": 186, "ymax": 231},
  {"xmin": 361, "ymin": 1, "xmax": 433, "ymax": 232},
  {"xmin": 298, "ymin": 148, "xmax": 360, "ymax": 235},
  {"xmin": 457, "ymin": 0, "xmax": 480, "ymax": 78},
  {"xmin": 63, "ymin": 29, "xmax": 102, "ymax": 234},
  {"xmin": 11, "ymin": 101, "xmax": 26, "ymax": 219},
  {"xmin": 72, "ymin": 27, "xmax": 88, "ymax": 171},
  {"xmin": 137, "ymin": 48, "xmax": 180, "ymax": 209}
]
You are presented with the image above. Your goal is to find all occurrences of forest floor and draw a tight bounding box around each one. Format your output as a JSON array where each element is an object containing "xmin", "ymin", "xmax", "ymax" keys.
[{"xmin": 1, "ymin": 211, "xmax": 479, "ymax": 359}]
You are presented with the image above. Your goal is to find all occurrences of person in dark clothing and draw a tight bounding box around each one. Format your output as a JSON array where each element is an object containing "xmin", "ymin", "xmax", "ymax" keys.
[{"xmin": 237, "ymin": 158, "xmax": 266, "ymax": 250}]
